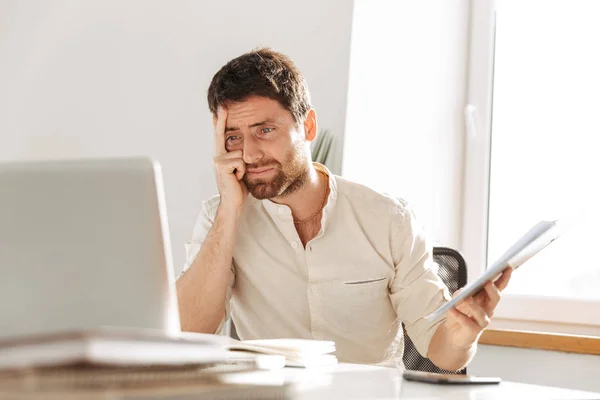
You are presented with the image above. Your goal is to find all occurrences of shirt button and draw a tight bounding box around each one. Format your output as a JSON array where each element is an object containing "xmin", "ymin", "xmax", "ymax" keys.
[
  {"xmin": 278, "ymin": 207, "xmax": 286, "ymax": 215},
  {"xmin": 291, "ymin": 241, "xmax": 299, "ymax": 249},
  {"xmin": 308, "ymin": 245, "xmax": 313, "ymax": 251},
  {"xmin": 310, "ymin": 286, "xmax": 318, "ymax": 293}
]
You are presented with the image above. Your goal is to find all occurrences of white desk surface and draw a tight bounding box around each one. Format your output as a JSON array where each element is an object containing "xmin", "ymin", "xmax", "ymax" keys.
[
  {"xmin": 283, "ymin": 363, "xmax": 600, "ymax": 399},
  {"xmin": 3, "ymin": 363, "xmax": 598, "ymax": 399}
]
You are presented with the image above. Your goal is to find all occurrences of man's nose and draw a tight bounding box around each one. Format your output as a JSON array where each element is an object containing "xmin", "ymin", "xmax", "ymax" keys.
[{"xmin": 242, "ymin": 135, "xmax": 264, "ymax": 165}]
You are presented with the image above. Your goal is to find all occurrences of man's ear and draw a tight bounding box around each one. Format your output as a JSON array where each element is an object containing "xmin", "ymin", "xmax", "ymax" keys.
[{"xmin": 304, "ymin": 108, "xmax": 318, "ymax": 142}]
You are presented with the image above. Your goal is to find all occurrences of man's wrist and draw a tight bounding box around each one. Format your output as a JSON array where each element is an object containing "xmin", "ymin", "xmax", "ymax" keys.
[
  {"xmin": 450, "ymin": 338, "xmax": 478, "ymax": 351},
  {"xmin": 216, "ymin": 202, "xmax": 243, "ymax": 224}
]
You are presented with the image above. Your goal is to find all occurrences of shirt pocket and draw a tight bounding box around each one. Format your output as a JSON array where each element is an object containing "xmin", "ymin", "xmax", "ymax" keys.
[
  {"xmin": 343, "ymin": 277, "xmax": 387, "ymax": 286},
  {"xmin": 338, "ymin": 277, "xmax": 389, "ymax": 303},
  {"xmin": 325, "ymin": 277, "xmax": 396, "ymax": 337}
]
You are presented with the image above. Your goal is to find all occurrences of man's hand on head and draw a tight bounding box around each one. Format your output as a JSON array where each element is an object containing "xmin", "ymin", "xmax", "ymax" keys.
[{"xmin": 212, "ymin": 106, "xmax": 248, "ymax": 212}]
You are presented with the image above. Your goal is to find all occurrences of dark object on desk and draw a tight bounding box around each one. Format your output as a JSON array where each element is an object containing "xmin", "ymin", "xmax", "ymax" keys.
[
  {"xmin": 402, "ymin": 370, "xmax": 501, "ymax": 385},
  {"xmin": 402, "ymin": 246, "xmax": 468, "ymax": 375}
]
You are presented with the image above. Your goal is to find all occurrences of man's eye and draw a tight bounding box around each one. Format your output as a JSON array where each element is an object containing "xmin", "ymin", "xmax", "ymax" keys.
[
  {"xmin": 226, "ymin": 136, "xmax": 240, "ymax": 143},
  {"xmin": 260, "ymin": 128, "xmax": 274, "ymax": 135}
]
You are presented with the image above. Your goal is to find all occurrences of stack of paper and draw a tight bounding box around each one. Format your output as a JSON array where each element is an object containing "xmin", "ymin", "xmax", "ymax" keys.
[
  {"xmin": 225, "ymin": 339, "xmax": 337, "ymax": 368},
  {"xmin": 425, "ymin": 219, "xmax": 565, "ymax": 322},
  {"xmin": 0, "ymin": 364, "xmax": 292, "ymax": 399},
  {"xmin": 0, "ymin": 330, "xmax": 295, "ymax": 398},
  {"xmin": 0, "ymin": 329, "xmax": 228, "ymax": 371}
]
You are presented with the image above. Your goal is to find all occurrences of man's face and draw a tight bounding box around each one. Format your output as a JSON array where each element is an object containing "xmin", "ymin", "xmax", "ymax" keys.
[{"xmin": 223, "ymin": 96, "xmax": 310, "ymax": 200}]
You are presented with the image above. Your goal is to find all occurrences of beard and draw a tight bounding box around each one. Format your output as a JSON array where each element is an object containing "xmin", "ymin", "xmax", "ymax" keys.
[{"xmin": 242, "ymin": 145, "xmax": 309, "ymax": 200}]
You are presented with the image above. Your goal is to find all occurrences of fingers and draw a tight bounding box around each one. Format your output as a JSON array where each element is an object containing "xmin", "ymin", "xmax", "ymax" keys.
[
  {"xmin": 216, "ymin": 150, "xmax": 245, "ymax": 180},
  {"xmin": 494, "ymin": 268, "xmax": 513, "ymax": 292},
  {"xmin": 215, "ymin": 153, "xmax": 245, "ymax": 177},
  {"xmin": 454, "ymin": 293, "xmax": 469, "ymax": 314},
  {"xmin": 217, "ymin": 159, "xmax": 245, "ymax": 176},
  {"xmin": 448, "ymin": 268, "xmax": 512, "ymax": 334},
  {"xmin": 466, "ymin": 298, "xmax": 491, "ymax": 328},
  {"xmin": 235, "ymin": 162, "xmax": 246, "ymax": 180},
  {"xmin": 454, "ymin": 297, "xmax": 491, "ymax": 329},
  {"xmin": 482, "ymin": 281, "xmax": 501, "ymax": 316},
  {"xmin": 215, "ymin": 150, "xmax": 243, "ymax": 161},
  {"xmin": 449, "ymin": 308, "xmax": 481, "ymax": 332},
  {"xmin": 214, "ymin": 106, "xmax": 228, "ymax": 157}
]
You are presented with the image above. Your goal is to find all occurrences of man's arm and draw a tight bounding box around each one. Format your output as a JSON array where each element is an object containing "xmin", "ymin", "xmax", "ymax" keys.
[
  {"xmin": 176, "ymin": 106, "xmax": 248, "ymax": 333},
  {"xmin": 426, "ymin": 321, "xmax": 477, "ymax": 371},
  {"xmin": 388, "ymin": 200, "xmax": 512, "ymax": 371},
  {"xmin": 176, "ymin": 205, "xmax": 240, "ymax": 333}
]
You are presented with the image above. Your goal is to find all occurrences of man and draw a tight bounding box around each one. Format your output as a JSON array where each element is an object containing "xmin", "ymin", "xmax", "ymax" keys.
[{"xmin": 176, "ymin": 48, "xmax": 511, "ymax": 369}]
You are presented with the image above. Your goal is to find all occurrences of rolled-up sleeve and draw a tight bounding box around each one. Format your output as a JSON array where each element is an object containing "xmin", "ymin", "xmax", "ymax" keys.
[
  {"xmin": 179, "ymin": 196, "xmax": 235, "ymax": 334},
  {"xmin": 388, "ymin": 201, "xmax": 451, "ymax": 357},
  {"xmin": 180, "ymin": 200, "xmax": 212, "ymax": 275}
]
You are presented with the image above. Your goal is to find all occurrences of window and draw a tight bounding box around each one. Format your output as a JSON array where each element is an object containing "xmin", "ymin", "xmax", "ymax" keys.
[{"xmin": 463, "ymin": 0, "xmax": 600, "ymax": 332}]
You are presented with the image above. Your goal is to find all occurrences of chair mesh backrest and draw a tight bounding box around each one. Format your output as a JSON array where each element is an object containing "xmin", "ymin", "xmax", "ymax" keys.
[{"xmin": 402, "ymin": 246, "xmax": 468, "ymax": 374}]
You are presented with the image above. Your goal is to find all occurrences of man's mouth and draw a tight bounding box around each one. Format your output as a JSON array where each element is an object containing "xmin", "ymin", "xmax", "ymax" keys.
[{"xmin": 246, "ymin": 167, "xmax": 275, "ymax": 177}]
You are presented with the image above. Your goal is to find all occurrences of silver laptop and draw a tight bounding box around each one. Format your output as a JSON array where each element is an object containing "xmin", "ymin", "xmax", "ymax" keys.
[{"xmin": 0, "ymin": 157, "xmax": 181, "ymax": 341}]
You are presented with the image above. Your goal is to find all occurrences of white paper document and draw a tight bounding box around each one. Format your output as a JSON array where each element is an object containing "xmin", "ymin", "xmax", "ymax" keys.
[{"xmin": 425, "ymin": 220, "xmax": 566, "ymax": 323}]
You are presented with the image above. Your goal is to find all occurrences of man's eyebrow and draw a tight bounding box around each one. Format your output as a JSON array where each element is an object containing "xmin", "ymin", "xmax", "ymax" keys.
[
  {"xmin": 248, "ymin": 119, "xmax": 275, "ymax": 128},
  {"xmin": 225, "ymin": 119, "xmax": 275, "ymax": 133}
]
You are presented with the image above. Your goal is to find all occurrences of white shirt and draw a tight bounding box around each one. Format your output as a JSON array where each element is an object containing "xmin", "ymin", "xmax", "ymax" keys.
[{"xmin": 182, "ymin": 163, "xmax": 451, "ymax": 366}]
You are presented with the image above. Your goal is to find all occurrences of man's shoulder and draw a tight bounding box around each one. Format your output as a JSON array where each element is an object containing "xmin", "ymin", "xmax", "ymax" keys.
[{"xmin": 333, "ymin": 175, "xmax": 410, "ymax": 215}]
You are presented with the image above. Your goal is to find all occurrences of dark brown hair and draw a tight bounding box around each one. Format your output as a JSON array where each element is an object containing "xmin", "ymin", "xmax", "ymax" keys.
[{"xmin": 207, "ymin": 48, "xmax": 311, "ymax": 124}]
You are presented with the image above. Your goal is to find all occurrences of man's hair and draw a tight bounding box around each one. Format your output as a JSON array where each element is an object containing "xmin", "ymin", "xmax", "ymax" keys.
[{"xmin": 207, "ymin": 48, "xmax": 311, "ymax": 124}]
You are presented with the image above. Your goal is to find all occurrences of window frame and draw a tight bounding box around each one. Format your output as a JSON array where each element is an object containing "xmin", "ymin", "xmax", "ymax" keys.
[{"xmin": 462, "ymin": 0, "xmax": 600, "ymax": 332}]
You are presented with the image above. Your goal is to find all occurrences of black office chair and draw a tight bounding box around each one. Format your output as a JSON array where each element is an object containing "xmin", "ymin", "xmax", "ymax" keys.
[{"xmin": 402, "ymin": 246, "xmax": 468, "ymax": 374}]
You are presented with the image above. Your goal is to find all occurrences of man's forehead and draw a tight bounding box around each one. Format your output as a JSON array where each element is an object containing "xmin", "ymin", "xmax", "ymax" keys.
[
  {"xmin": 226, "ymin": 106, "xmax": 273, "ymax": 124},
  {"xmin": 225, "ymin": 97, "xmax": 292, "ymax": 130}
]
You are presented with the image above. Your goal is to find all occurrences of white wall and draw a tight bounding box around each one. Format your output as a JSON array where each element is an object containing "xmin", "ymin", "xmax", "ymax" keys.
[
  {"xmin": 471, "ymin": 345, "xmax": 600, "ymax": 393},
  {"xmin": 343, "ymin": 0, "xmax": 469, "ymax": 248},
  {"xmin": 0, "ymin": 0, "xmax": 353, "ymax": 273}
]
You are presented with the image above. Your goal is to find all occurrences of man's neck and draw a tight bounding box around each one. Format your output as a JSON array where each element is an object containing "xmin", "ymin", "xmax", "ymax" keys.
[{"xmin": 272, "ymin": 164, "xmax": 327, "ymax": 220}]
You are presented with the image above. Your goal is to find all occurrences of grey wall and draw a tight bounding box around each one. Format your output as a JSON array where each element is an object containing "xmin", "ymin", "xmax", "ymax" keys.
[{"xmin": 0, "ymin": 0, "xmax": 353, "ymax": 273}]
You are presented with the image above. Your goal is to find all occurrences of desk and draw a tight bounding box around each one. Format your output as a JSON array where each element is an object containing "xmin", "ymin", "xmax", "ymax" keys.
[
  {"xmin": 3, "ymin": 363, "xmax": 599, "ymax": 399},
  {"xmin": 283, "ymin": 364, "xmax": 600, "ymax": 399}
]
